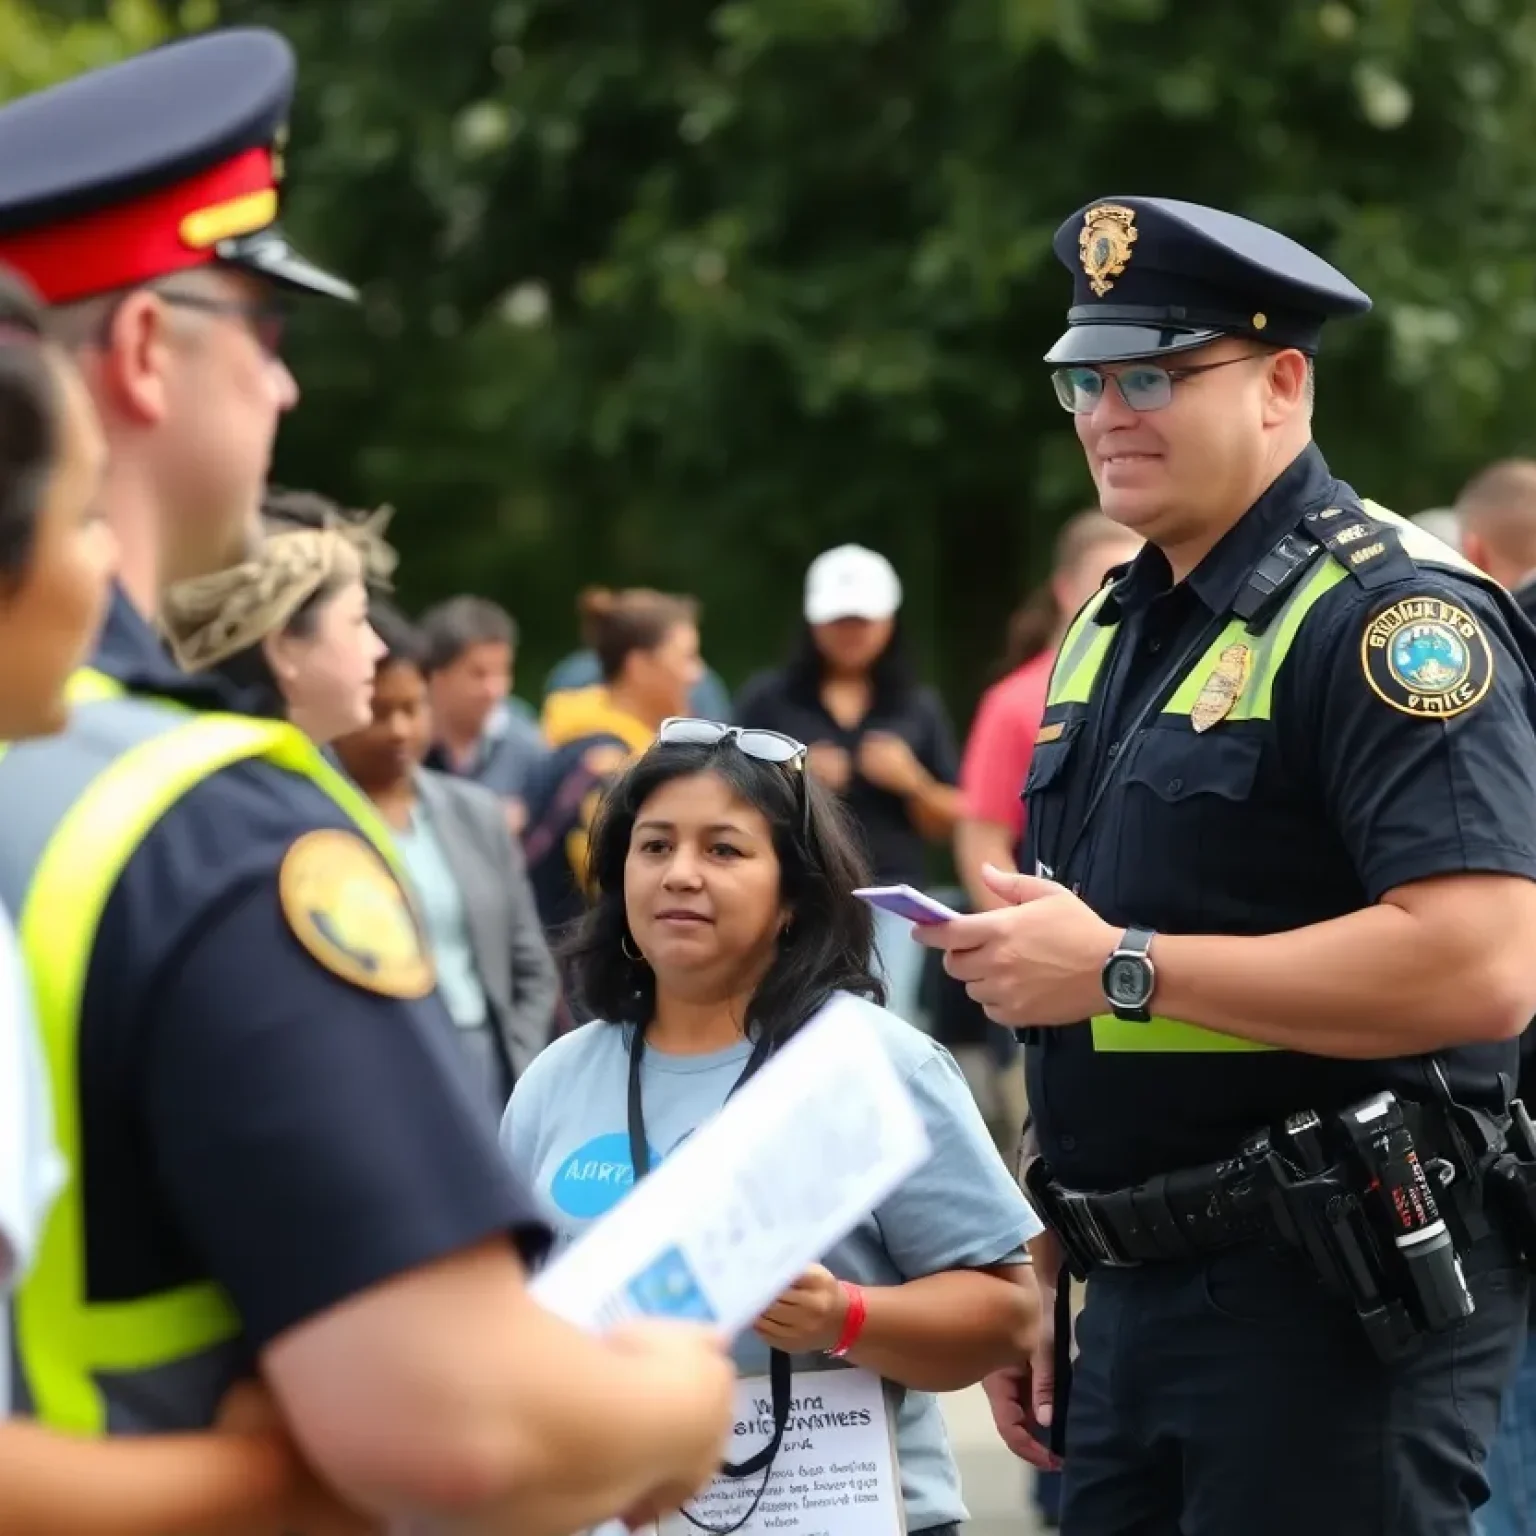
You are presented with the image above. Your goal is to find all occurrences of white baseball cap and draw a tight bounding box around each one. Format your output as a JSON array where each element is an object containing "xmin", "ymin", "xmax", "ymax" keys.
[{"xmin": 803, "ymin": 545, "xmax": 903, "ymax": 625}]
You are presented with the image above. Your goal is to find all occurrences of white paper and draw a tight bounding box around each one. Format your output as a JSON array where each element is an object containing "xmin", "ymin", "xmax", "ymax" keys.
[
  {"xmin": 529, "ymin": 994, "xmax": 931, "ymax": 1337},
  {"xmin": 655, "ymin": 1367, "xmax": 903, "ymax": 1536}
]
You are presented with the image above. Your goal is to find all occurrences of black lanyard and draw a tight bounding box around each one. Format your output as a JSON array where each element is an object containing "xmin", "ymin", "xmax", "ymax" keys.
[{"xmin": 626, "ymin": 1026, "xmax": 791, "ymax": 1535}]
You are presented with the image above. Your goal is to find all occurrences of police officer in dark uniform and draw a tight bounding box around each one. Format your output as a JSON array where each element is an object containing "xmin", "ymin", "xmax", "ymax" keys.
[
  {"xmin": 0, "ymin": 29, "xmax": 733, "ymax": 1533},
  {"xmin": 920, "ymin": 196, "xmax": 1536, "ymax": 1535}
]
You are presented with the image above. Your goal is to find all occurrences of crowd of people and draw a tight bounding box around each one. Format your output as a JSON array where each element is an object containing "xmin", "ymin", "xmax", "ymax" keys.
[{"xmin": 9, "ymin": 20, "xmax": 1536, "ymax": 1536}]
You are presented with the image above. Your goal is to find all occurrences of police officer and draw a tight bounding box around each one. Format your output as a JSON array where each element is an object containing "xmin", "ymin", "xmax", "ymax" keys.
[
  {"xmin": 0, "ymin": 29, "xmax": 733, "ymax": 1534},
  {"xmin": 919, "ymin": 196, "xmax": 1536, "ymax": 1535}
]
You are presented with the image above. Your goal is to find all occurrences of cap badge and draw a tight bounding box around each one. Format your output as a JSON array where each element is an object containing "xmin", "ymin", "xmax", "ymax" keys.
[
  {"xmin": 1190, "ymin": 642, "xmax": 1251, "ymax": 733},
  {"xmin": 272, "ymin": 122, "xmax": 289, "ymax": 184},
  {"xmin": 1079, "ymin": 203, "xmax": 1138, "ymax": 298}
]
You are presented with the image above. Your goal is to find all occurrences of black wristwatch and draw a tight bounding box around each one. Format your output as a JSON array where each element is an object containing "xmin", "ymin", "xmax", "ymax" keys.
[{"xmin": 1101, "ymin": 925, "xmax": 1158, "ymax": 1022}]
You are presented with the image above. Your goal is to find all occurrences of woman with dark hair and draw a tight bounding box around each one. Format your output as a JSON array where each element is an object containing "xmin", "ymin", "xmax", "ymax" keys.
[
  {"xmin": 332, "ymin": 601, "xmax": 559, "ymax": 1117},
  {"xmin": 0, "ymin": 266, "xmax": 368, "ymax": 1531},
  {"xmin": 502, "ymin": 721, "xmax": 1041, "ymax": 1535},
  {"xmin": 523, "ymin": 586, "xmax": 704, "ymax": 935},
  {"xmin": 735, "ymin": 545, "xmax": 963, "ymax": 1024},
  {"xmin": 160, "ymin": 526, "xmax": 385, "ymax": 744}
]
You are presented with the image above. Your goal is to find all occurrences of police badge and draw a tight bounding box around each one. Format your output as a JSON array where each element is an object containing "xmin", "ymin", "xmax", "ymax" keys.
[
  {"xmin": 1190, "ymin": 643, "xmax": 1251, "ymax": 732},
  {"xmin": 1079, "ymin": 203, "xmax": 1138, "ymax": 298}
]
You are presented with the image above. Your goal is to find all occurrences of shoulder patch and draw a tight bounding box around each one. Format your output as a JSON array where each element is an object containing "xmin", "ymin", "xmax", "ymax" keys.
[
  {"xmin": 581, "ymin": 744, "xmax": 630, "ymax": 777},
  {"xmin": 278, "ymin": 830, "xmax": 435, "ymax": 998},
  {"xmin": 1304, "ymin": 504, "xmax": 1417, "ymax": 589},
  {"xmin": 1360, "ymin": 594, "xmax": 1493, "ymax": 719}
]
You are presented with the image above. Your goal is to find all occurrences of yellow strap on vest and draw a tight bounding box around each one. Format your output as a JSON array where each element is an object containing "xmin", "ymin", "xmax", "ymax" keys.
[{"xmin": 17, "ymin": 689, "xmax": 405, "ymax": 1433}]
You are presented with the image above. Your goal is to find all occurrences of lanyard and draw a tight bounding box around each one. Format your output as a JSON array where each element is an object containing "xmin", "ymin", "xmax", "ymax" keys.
[{"xmin": 626, "ymin": 1026, "xmax": 790, "ymax": 1534}]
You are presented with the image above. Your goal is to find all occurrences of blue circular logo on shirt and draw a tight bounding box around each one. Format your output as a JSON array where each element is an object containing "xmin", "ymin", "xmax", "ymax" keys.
[{"xmin": 550, "ymin": 1133, "xmax": 654, "ymax": 1219}]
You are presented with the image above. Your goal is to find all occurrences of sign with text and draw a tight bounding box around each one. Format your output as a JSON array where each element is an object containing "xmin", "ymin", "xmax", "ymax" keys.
[{"xmin": 656, "ymin": 1368, "xmax": 903, "ymax": 1536}]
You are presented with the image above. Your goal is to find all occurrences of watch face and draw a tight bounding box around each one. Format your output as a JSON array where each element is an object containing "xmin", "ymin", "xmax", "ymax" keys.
[{"xmin": 1106, "ymin": 956, "xmax": 1150, "ymax": 1008}]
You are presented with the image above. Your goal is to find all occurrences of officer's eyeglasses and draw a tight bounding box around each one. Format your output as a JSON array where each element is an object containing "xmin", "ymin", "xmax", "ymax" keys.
[
  {"xmin": 1051, "ymin": 353, "xmax": 1266, "ymax": 415},
  {"xmin": 655, "ymin": 718, "xmax": 812, "ymax": 839},
  {"xmin": 157, "ymin": 291, "xmax": 290, "ymax": 359}
]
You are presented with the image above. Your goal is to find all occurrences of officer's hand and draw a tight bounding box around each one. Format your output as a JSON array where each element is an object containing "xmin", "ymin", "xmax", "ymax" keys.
[
  {"xmin": 807, "ymin": 741, "xmax": 853, "ymax": 793},
  {"xmin": 606, "ymin": 1321, "xmax": 735, "ymax": 1523},
  {"xmin": 856, "ymin": 731, "xmax": 927, "ymax": 797},
  {"xmin": 982, "ymin": 1269, "xmax": 1062, "ymax": 1473},
  {"xmin": 913, "ymin": 864, "xmax": 1117, "ymax": 1026},
  {"xmin": 753, "ymin": 1263, "xmax": 849, "ymax": 1352}
]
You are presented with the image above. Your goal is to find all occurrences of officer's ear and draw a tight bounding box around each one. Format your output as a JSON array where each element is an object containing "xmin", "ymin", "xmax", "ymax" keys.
[
  {"xmin": 1259, "ymin": 347, "xmax": 1310, "ymax": 428},
  {"xmin": 91, "ymin": 289, "xmax": 175, "ymax": 428}
]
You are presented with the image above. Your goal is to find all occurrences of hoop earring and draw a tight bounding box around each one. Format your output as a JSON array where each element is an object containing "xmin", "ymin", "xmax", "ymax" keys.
[{"xmin": 621, "ymin": 933, "xmax": 646, "ymax": 964}]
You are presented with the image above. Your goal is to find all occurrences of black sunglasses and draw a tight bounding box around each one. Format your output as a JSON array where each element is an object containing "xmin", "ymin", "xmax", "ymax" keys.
[{"xmin": 655, "ymin": 717, "xmax": 812, "ymax": 839}]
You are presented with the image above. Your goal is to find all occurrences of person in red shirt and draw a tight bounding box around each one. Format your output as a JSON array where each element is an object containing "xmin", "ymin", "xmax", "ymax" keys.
[{"xmin": 956, "ymin": 511, "xmax": 1142, "ymax": 912}]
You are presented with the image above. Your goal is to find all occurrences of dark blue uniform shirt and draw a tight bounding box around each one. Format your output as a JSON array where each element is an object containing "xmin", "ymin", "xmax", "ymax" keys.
[
  {"xmin": 1023, "ymin": 447, "xmax": 1536, "ymax": 1190},
  {"xmin": 79, "ymin": 591, "xmax": 548, "ymax": 1359}
]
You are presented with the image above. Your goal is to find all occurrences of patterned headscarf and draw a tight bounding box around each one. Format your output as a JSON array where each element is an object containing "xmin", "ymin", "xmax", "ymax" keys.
[{"xmin": 161, "ymin": 529, "xmax": 366, "ymax": 673}]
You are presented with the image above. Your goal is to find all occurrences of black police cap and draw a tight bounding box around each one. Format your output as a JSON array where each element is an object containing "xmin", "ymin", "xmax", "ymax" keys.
[
  {"xmin": 1044, "ymin": 196, "xmax": 1370, "ymax": 366},
  {"xmin": 0, "ymin": 27, "xmax": 354, "ymax": 305}
]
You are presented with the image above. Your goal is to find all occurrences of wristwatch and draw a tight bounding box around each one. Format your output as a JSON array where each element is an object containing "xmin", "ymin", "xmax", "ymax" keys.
[{"xmin": 1101, "ymin": 925, "xmax": 1157, "ymax": 1022}]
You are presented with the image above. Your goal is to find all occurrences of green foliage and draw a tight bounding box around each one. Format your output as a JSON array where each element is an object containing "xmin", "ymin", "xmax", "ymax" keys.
[{"xmin": 22, "ymin": 0, "xmax": 1536, "ymax": 710}]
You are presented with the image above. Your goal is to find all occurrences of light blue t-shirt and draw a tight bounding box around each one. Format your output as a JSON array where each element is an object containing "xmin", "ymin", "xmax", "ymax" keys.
[{"xmin": 501, "ymin": 994, "xmax": 1041, "ymax": 1531}]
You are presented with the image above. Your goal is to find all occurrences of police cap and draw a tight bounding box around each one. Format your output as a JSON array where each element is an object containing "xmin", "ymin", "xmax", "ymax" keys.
[
  {"xmin": 1044, "ymin": 196, "xmax": 1370, "ymax": 366},
  {"xmin": 0, "ymin": 27, "xmax": 355, "ymax": 306}
]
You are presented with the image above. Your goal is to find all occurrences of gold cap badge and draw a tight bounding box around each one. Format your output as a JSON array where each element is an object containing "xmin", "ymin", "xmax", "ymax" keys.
[
  {"xmin": 1190, "ymin": 642, "xmax": 1252, "ymax": 733},
  {"xmin": 1079, "ymin": 203, "xmax": 1138, "ymax": 298}
]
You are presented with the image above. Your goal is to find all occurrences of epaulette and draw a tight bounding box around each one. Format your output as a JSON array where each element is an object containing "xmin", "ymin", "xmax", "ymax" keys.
[{"xmin": 1299, "ymin": 501, "xmax": 1418, "ymax": 590}]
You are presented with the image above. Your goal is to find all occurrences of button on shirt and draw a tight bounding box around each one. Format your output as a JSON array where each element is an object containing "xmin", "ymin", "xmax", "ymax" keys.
[{"xmin": 1022, "ymin": 447, "xmax": 1536, "ymax": 1190}]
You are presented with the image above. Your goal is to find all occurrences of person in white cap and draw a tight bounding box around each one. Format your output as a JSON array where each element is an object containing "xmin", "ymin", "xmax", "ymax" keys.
[{"xmin": 735, "ymin": 545, "xmax": 963, "ymax": 1022}]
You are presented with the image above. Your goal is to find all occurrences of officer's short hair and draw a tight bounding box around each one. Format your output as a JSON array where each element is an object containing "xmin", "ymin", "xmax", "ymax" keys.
[
  {"xmin": 1455, "ymin": 460, "xmax": 1536, "ymax": 568},
  {"xmin": 417, "ymin": 595, "xmax": 518, "ymax": 675},
  {"xmin": 0, "ymin": 264, "xmax": 62, "ymax": 583}
]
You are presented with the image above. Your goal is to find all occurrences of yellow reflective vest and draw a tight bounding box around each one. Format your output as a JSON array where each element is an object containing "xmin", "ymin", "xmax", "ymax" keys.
[{"xmin": 0, "ymin": 667, "xmax": 404, "ymax": 1434}]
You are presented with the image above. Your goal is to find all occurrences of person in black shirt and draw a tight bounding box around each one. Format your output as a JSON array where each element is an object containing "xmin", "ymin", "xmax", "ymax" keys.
[
  {"xmin": 920, "ymin": 196, "xmax": 1536, "ymax": 1536},
  {"xmin": 735, "ymin": 545, "xmax": 961, "ymax": 1023}
]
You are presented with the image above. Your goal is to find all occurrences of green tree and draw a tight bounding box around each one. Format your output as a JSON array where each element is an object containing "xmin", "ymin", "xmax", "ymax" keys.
[{"xmin": 30, "ymin": 0, "xmax": 1536, "ymax": 715}]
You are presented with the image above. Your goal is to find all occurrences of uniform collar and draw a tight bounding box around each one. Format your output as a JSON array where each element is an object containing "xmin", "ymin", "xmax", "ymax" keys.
[
  {"xmin": 1103, "ymin": 444, "xmax": 1337, "ymax": 622},
  {"xmin": 91, "ymin": 582, "xmax": 246, "ymax": 709}
]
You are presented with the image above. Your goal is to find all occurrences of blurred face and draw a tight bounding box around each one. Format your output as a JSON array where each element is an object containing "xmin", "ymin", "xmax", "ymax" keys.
[
  {"xmin": 266, "ymin": 578, "xmax": 385, "ymax": 745},
  {"xmin": 429, "ymin": 639, "xmax": 512, "ymax": 739},
  {"xmin": 627, "ymin": 621, "xmax": 704, "ymax": 725},
  {"xmin": 333, "ymin": 658, "xmax": 433, "ymax": 791},
  {"xmin": 0, "ymin": 352, "xmax": 115, "ymax": 739},
  {"xmin": 1071, "ymin": 339, "xmax": 1309, "ymax": 547},
  {"xmin": 625, "ymin": 770, "xmax": 790, "ymax": 1004},
  {"xmin": 811, "ymin": 615, "xmax": 895, "ymax": 677},
  {"xmin": 93, "ymin": 267, "xmax": 298, "ymax": 586},
  {"xmin": 1052, "ymin": 532, "xmax": 1144, "ymax": 619}
]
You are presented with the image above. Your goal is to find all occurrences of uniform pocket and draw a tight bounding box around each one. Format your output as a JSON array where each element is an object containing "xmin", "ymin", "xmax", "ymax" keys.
[{"xmin": 1023, "ymin": 716, "xmax": 1084, "ymax": 874}]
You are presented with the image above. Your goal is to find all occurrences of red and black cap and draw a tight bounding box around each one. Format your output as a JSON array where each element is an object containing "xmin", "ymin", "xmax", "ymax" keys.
[
  {"xmin": 1045, "ymin": 196, "xmax": 1370, "ymax": 366},
  {"xmin": 0, "ymin": 26, "xmax": 354, "ymax": 306}
]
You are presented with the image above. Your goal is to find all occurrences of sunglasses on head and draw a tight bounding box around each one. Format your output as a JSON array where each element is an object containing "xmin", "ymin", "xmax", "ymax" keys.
[{"xmin": 655, "ymin": 717, "xmax": 811, "ymax": 838}]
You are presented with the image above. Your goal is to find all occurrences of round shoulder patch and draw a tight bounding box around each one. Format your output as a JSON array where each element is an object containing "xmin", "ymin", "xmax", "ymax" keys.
[
  {"xmin": 278, "ymin": 830, "xmax": 435, "ymax": 998},
  {"xmin": 1360, "ymin": 594, "xmax": 1494, "ymax": 719}
]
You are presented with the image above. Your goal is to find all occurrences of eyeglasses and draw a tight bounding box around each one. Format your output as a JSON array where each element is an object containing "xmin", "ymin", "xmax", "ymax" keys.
[
  {"xmin": 655, "ymin": 717, "xmax": 811, "ymax": 838},
  {"xmin": 157, "ymin": 291, "xmax": 290, "ymax": 358},
  {"xmin": 1050, "ymin": 352, "xmax": 1265, "ymax": 415}
]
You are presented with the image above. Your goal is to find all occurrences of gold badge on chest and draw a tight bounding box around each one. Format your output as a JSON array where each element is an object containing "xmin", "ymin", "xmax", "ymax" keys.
[{"xmin": 1190, "ymin": 642, "xmax": 1252, "ymax": 733}]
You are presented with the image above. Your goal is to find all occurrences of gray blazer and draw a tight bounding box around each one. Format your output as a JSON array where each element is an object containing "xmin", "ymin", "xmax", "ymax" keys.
[{"xmin": 414, "ymin": 768, "xmax": 560, "ymax": 1081}]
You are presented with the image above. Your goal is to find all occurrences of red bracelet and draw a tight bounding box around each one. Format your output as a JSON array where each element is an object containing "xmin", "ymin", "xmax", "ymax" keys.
[{"xmin": 827, "ymin": 1281, "xmax": 867, "ymax": 1357}]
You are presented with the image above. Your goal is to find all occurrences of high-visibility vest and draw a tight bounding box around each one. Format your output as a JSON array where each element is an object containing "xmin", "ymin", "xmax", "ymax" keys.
[
  {"xmin": 1037, "ymin": 500, "xmax": 1498, "ymax": 1056},
  {"xmin": 0, "ymin": 668, "xmax": 405, "ymax": 1434}
]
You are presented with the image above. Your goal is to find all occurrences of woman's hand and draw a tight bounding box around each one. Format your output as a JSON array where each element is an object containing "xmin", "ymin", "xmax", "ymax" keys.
[
  {"xmin": 806, "ymin": 741, "xmax": 852, "ymax": 794},
  {"xmin": 753, "ymin": 1264, "xmax": 850, "ymax": 1353},
  {"xmin": 856, "ymin": 732, "xmax": 928, "ymax": 797}
]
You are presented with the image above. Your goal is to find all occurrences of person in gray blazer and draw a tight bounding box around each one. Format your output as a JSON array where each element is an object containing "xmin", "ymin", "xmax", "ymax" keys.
[{"xmin": 332, "ymin": 602, "xmax": 560, "ymax": 1117}]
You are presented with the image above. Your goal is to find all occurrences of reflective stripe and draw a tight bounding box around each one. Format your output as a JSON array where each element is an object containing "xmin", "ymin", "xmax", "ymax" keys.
[
  {"xmin": 14, "ymin": 675, "xmax": 407, "ymax": 1432},
  {"xmin": 64, "ymin": 668, "xmax": 125, "ymax": 705},
  {"xmin": 1047, "ymin": 586, "xmax": 1117, "ymax": 707},
  {"xmin": 1091, "ymin": 1013, "xmax": 1276, "ymax": 1053}
]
